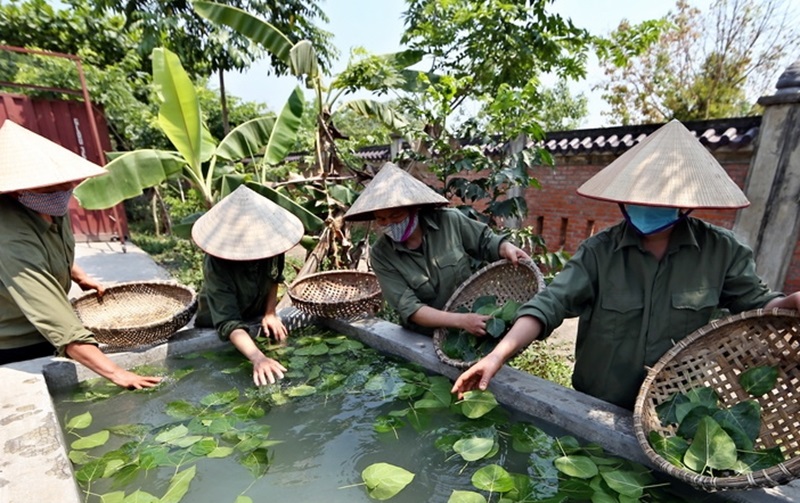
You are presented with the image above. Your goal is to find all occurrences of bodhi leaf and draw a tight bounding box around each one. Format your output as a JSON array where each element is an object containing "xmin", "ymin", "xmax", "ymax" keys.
[
  {"xmin": 600, "ymin": 470, "xmax": 645, "ymax": 498},
  {"xmin": 460, "ymin": 390, "xmax": 499, "ymax": 419},
  {"xmin": 684, "ymin": 417, "xmax": 738, "ymax": 473},
  {"xmin": 235, "ymin": 497, "xmax": 253, "ymax": 503},
  {"xmin": 472, "ymin": 296, "xmax": 497, "ymax": 313},
  {"xmin": 71, "ymin": 430, "xmax": 110, "ymax": 450},
  {"xmin": 685, "ymin": 387, "xmax": 719, "ymax": 408},
  {"xmin": 121, "ymin": 490, "xmax": 159, "ymax": 503},
  {"xmin": 739, "ymin": 366, "xmax": 779, "ymax": 397},
  {"xmin": 453, "ymin": 437, "xmax": 495, "ymax": 462},
  {"xmin": 712, "ymin": 400, "xmax": 761, "ymax": 451},
  {"xmin": 362, "ymin": 463, "xmax": 415, "ymax": 500},
  {"xmin": 99, "ymin": 492, "xmax": 125, "ymax": 503},
  {"xmin": 471, "ymin": 464, "xmax": 515, "ymax": 492},
  {"xmin": 676, "ymin": 406, "xmax": 716, "ymax": 440},
  {"xmin": 447, "ymin": 490, "xmax": 487, "ymax": 503},
  {"xmin": 154, "ymin": 425, "xmax": 189, "ymax": 444},
  {"xmin": 734, "ymin": 446, "xmax": 784, "ymax": 473},
  {"xmin": 287, "ymin": 385, "xmax": 317, "ymax": 397},
  {"xmin": 498, "ymin": 301, "xmax": 521, "ymax": 323},
  {"xmin": 200, "ymin": 389, "xmax": 240, "ymax": 407},
  {"xmin": 655, "ymin": 393, "xmax": 690, "ymax": 426},
  {"xmin": 67, "ymin": 411, "xmax": 93, "ymax": 430},
  {"xmin": 160, "ymin": 465, "xmax": 196, "ymax": 503},
  {"xmin": 648, "ymin": 431, "xmax": 689, "ymax": 468},
  {"xmin": 554, "ymin": 455, "xmax": 599, "ymax": 479}
]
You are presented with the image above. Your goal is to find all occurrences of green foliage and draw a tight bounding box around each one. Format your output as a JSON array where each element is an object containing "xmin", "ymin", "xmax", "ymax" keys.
[
  {"xmin": 650, "ymin": 368, "xmax": 785, "ymax": 477},
  {"xmin": 597, "ymin": 0, "xmax": 799, "ymax": 123},
  {"xmin": 361, "ymin": 463, "xmax": 415, "ymax": 500},
  {"xmin": 440, "ymin": 297, "xmax": 520, "ymax": 362},
  {"xmin": 508, "ymin": 342, "xmax": 573, "ymax": 389}
]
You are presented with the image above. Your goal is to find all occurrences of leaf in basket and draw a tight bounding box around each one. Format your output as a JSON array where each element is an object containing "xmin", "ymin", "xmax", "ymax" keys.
[
  {"xmin": 712, "ymin": 400, "xmax": 761, "ymax": 451},
  {"xmin": 472, "ymin": 295, "xmax": 497, "ymax": 313},
  {"xmin": 739, "ymin": 366, "xmax": 779, "ymax": 397},
  {"xmin": 733, "ymin": 446, "xmax": 784, "ymax": 474},
  {"xmin": 655, "ymin": 393, "xmax": 690, "ymax": 426},
  {"xmin": 684, "ymin": 417, "xmax": 737, "ymax": 473},
  {"xmin": 685, "ymin": 386, "xmax": 719, "ymax": 408},
  {"xmin": 476, "ymin": 304, "xmax": 500, "ymax": 316},
  {"xmin": 676, "ymin": 406, "xmax": 718, "ymax": 440},
  {"xmin": 485, "ymin": 318, "xmax": 506, "ymax": 338},
  {"xmin": 648, "ymin": 431, "xmax": 689, "ymax": 468},
  {"xmin": 498, "ymin": 300, "xmax": 521, "ymax": 323}
]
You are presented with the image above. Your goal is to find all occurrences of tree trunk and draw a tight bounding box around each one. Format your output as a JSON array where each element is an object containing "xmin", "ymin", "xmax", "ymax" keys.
[{"xmin": 219, "ymin": 69, "xmax": 230, "ymax": 136}]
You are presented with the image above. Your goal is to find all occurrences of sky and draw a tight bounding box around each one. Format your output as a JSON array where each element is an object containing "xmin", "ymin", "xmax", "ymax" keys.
[{"xmin": 223, "ymin": 0, "xmax": 716, "ymax": 128}]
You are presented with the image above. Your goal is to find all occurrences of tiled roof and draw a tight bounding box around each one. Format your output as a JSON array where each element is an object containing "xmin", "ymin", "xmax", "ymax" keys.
[{"xmin": 288, "ymin": 116, "xmax": 761, "ymax": 163}]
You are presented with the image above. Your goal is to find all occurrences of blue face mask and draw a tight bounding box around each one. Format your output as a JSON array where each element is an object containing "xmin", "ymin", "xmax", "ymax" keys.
[{"xmin": 623, "ymin": 204, "xmax": 681, "ymax": 235}]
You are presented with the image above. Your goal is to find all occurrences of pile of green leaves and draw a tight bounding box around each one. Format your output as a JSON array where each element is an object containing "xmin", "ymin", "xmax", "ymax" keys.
[
  {"xmin": 441, "ymin": 295, "xmax": 520, "ymax": 362},
  {"xmin": 649, "ymin": 366, "xmax": 784, "ymax": 477}
]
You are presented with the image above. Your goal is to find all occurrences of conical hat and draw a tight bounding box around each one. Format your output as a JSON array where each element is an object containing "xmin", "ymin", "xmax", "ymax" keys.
[
  {"xmin": 577, "ymin": 119, "xmax": 749, "ymax": 209},
  {"xmin": 344, "ymin": 162, "xmax": 448, "ymax": 221},
  {"xmin": 0, "ymin": 119, "xmax": 106, "ymax": 193},
  {"xmin": 192, "ymin": 185, "xmax": 304, "ymax": 260}
]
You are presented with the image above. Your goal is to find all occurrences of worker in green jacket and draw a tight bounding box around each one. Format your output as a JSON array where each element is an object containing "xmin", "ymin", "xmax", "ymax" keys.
[
  {"xmin": 0, "ymin": 120, "xmax": 161, "ymax": 389},
  {"xmin": 193, "ymin": 185, "xmax": 304, "ymax": 386},
  {"xmin": 452, "ymin": 120, "xmax": 800, "ymax": 410},
  {"xmin": 344, "ymin": 163, "xmax": 529, "ymax": 336}
]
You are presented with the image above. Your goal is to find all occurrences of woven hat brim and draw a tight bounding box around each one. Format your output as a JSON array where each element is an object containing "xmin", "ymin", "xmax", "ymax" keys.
[
  {"xmin": 577, "ymin": 120, "xmax": 750, "ymax": 209},
  {"xmin": 192, "ymin": 185, "xmax": 304, "ymax": 260},
  {"xmin": 344, "ymin": 162, "xmax": 449, "ymax": 221},
  {"xmin": 0, "ymin": 120, "xmax": 106, "ymax": 193}
]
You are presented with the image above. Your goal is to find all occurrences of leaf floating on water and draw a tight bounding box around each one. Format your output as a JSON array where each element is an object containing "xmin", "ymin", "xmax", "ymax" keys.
[
  {"xmin": 447, "ymin": 490, "xmax": 487, "ymax": 503},
  {"xmin": 160, "ymin": 465, "xmax": 196, "ymax": 503},
  {"xmin": 470, "ymin": 464, "xmax": 514, "ymax": 492},
  {"xmin": 553, "ymin": 455, "xmax": 598, "ymax": 479},
  {"xmin": 453, "ymin": 437, "xmax": 495, "ymax": 461},
  {"xmin": 362, "ymin": 462, "xmax": 415, "ymax": 500},
  {"xmin": 66, "ymin": 411, "xmax": 93, "ymax": 430},
  {"xmin": 460, "ymin": 390, "xmax": 499, "ymax": 419},
  {"xmin": 71, "ymin": 430, "xmax": 110, "ymax": 450}
]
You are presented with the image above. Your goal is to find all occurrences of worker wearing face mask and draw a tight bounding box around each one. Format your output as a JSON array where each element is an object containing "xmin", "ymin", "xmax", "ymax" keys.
[
  {"xmin": 343, "ymin": 163, "xmax": 529, "ymax": 336},
  {"xmin": 452, "ymin": 119, "xmax": 800, "ymax": 410}
]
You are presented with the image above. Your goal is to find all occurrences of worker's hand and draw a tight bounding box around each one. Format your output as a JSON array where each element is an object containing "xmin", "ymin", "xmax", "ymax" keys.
[
  {"xmin": 499, "ymin": 241, "xmax": 530, "ymax": 265},
  {"xmin": 459, "ymin": 313, "xmax": 491, "ymax": 336},
  {"xmin": 262, "ymin": 313, "xmax": 288, "ymax": 342},
  {"xmin": 451, "ymin": 354, "xmax": 504, "ymax": 399},
  {"xmin": 109, "ymin": 369, "xmax": 162, "ymax": 389},
  {"xmin": 251, "ymin": 355, "xmax": 287, "ymax": 386},
  {"xmin": 71, "ymin": 264, "xmax": 105, "ymax": 296}
]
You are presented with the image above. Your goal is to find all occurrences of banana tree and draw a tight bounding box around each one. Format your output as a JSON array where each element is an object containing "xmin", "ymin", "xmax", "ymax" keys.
[
  {"xmin": 75, "ymin": 46, "xmax": 322, "ymax": 233},
  {"xmin": 194, "ymin": 1, "xmax": 418, "ymax": 271}
]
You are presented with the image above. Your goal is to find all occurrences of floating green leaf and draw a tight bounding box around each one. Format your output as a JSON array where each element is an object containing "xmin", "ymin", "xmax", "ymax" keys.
[
  {"xmin": 240, "ymin": 447, "xmax": 271, "ymax": 478},
  {"xmin": 121, "ymin": 490, "xmax": 159, "ymax": 503},
  {"xmin": 739, "ymin": 366, "xmax": 779, "ymax": 397},
  {"xmin": 287, "ymin": 385, "xmax": 317, "ymax": 397},
  {"xmin": 155, "ymin": 425, "xmax": 189, "ymax": 444},
  {"xmin": 295, "ymin": 343, "xmax": 329, "ymax": 356},
  {"xmin": 235, "ymin": 497, "xmax": 253, "ymax": 503},
  {"xmin": 362, "ymin": 463, "xmax": 415, "ymax": 500},
  {"xmin": 453, "ymin": 437, "xmax": 495, "ymax": 461},
  {"xmin": 684, "ymin": 417, "xmax": 737, "ymax": 473},
  {"xmin": 471, "ymin": 464, "xmax": 514, "ymax": 492},
  {"xmin": 71, "ymin": 430, "xmax": 110, "ymax": 450},
  {"xmin": 207, "ymin": 446, "xmax": 234, "ymax": 459},
  {"xmin": 554, "ymin": 455, "xmax": 598, "ymax": 479},
  {"xmin": 447, "ymin": 490, "xmax": 487, "ymax": 503},
  {"xmin": 69, "ymin": 449, "xmax": 92, "ymax": 465},
  {"xmin": 510, "ymin": 423, "xmax": 554, "ymax": 454},
  {"xmin": 99, "ymin": 491, "xmax": 125, "ymax": 503},
  {"xmin": 200, "ymin": 389, "xmax": 240, "ymax": 407},
  {"xmin": 460, "ymin": 390, "xmax": 499, "ymax": 419},
  {"xmin": 67, "ymin": 411, "xmax": 93, "ymax": 430},
  {"xmin": 160, "ymin": 465, "xmax": 196, "ymax": 503}
]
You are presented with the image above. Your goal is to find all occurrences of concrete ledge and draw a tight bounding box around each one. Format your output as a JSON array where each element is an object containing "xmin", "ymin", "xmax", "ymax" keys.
[{"xmin": 2, "ymin": 317, "xmax": 798, "ymax": 502}]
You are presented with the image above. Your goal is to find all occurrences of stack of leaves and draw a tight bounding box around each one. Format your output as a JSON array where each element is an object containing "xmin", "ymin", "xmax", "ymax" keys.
[
  {"xmin": 441, "ymin": 295, "xmax": 521, "ymax": 362},
  {"xmin": 648, "ymin": 366, "xmax": 784, "ymax": 477}
]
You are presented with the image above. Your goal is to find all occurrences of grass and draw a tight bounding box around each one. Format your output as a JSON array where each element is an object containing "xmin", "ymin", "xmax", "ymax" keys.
[{"xmin": 509, "ymin": 341, "xmax": 573, "ymax": 388}]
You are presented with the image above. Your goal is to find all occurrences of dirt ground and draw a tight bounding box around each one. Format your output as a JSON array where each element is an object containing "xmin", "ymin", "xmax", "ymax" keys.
[{"xmin": 543, "ymin": 317, "xmax": 578, "ymax": 368}]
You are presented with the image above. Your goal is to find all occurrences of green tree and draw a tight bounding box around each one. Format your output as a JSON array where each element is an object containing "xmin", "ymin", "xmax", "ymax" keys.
[
  {"xmin": 598, "ymin": 0, "xmax": 799, "ymax": 124},
  {"xmin": 90, "ymin": 0, "xmax": 336, "ymax": 133}
]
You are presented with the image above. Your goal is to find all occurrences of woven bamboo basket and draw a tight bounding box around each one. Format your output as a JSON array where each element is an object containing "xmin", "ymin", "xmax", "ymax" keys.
[
  {"xmin": 433, "ymin": 258, "xmax": 546, "ymax": 369},
  {"xmin": 72, "ymin": 281, "xmax": 197, "ymax": 350},
  {"xmin": 287, "ymin": 270, "xmax": 382, "ymax": 319},
  {"xmin": 633, "ymin": 308, "xmax": 800, "ymax": 491}
]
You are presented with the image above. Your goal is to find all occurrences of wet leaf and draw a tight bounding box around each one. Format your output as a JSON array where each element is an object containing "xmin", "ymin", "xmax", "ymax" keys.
[
  {"xmin": 294, "ymin": 343, "xmax": 329, "ymax": 356},
  {"xmin": 72, "ymin": 430, "xmax": 110, "ymax": 450},
  {"xmin": 453, "ymin": 437, "xmax": 495, "ymax": 461},
  {"xmin": 554, "ymin": 455, "xmax": 598, "ymax": 479},
  {"xmin": 207, "ymin": 446, "xmax": 234, "ymax": 458},
  {"xmin": 655, "ymin": 393, "xmax": 690, "ymax": 426},
  {"xmin": 447, "ymin": 490, "xmax": 487, "ymax": 503},
  {"xmin": 230, "ymin": 401, "xmax": 265, "ymax": 420},
  {"xmin": 240, "ymin": 447, "xmax": 271, "ymax": 478},
  {"xmin": 189, "ymin": 438, "xmax": 218, "ymax": 456},
  {"xmin": 461, "ymin": 390, "xmax": 499, "ymax": 419},
  {"xmin": 200, "ymin": 389, "xmax": 239, "ymax": 407},
  {"xmin": 99, "ymin": 492, "xmax": 125, "ymax": 503},
  {"xmin": 107, "ymin": 424, "xmax": 150, "ymax": 438},
  {"xmin": 286, "ymin": 385, "xmax": 317, "ymax": 397},
  {"xmin": 600, "ymin": 470, "xmax": 645, "ymax": 498},
  {"xmin": 67, "ymin": 411, "xmax": 92, "ymax": 430},
  {"xmin": 362, "ymin": 462, "xmax": 415, "ymax": 500},
  {"xmin": 471, "ymin": 464, "xmax": 514, "ymax": 492},
  {"xmin": 510, "ymin": 423, "xmax": 554, "ymax": 454},
  {"xmin": 328, "ymin": 339, "xmax": 364, "ymax": 354},
  {"xmin": 648, "ymin": 431, "xmax": 688, "ymax": 468},
  {"xmin": 160, "ymin": 465, "xmax": 196, "ymax": 503},
  {"xmin": 69, "ymin": 449, "xmax": 92, "ymax": 465},
  {"xmin": 155, "ymin": 425, "xmax": 189, "ymax": 444},
  {"xmin": 235, "ymin": 497, "xmax": 253, "ymax": 503},
  {"xmin": 121, "ymin": 490, "xmax": 159, "ymax": 503},
  {"xmin": 712, "ymin": 400, "xmax": 761, "ymax": 451},
  {"xmin": 676, "ymin": 405, "xmax": 716, "ymax": 440},
  {"xmin": 684, "ymin": 417, "xmax": 737, "ymax": 473},
  {"xmin": 740, "ymin": 366, "xmax": 779, "ymax": 397}
]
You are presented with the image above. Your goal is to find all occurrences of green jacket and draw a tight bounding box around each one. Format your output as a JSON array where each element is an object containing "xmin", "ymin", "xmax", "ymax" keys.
[
  {"xmin": 370, "ymin": 208, "xmax": 505, "ymax": 334},
  {"xmin": 195, "ymin": 254, "xmax": 285, "ymax": 340},
  {"xmin": 517, "ymin": 218, "xmax": 782, "ymax": 409},
  {"xmin": 0, "ymin": 195, "xmax": 96, "ymax": 353}
]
